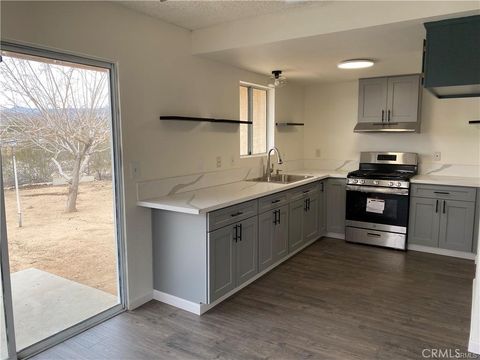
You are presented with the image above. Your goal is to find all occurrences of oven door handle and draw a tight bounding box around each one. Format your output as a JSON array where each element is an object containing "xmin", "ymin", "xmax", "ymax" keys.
[{"xmin": 346, "ymin": 185, "xmax": 409, "ymax": 196}]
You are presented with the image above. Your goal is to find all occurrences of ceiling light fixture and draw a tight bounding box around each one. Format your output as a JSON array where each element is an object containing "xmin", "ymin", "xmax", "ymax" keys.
[
  {"xmin": 337, "ymin": 59, "xmax": 375, "ymax": 69},
  {"xmin": 269, "ymin": 70, "xmax": 287, "ymax": 88}
]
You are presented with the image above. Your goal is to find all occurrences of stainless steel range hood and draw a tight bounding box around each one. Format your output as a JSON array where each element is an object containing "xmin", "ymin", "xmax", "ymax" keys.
[{"xmin": 354, "ymin": 122, "xmax": 419, "ymax": 133}]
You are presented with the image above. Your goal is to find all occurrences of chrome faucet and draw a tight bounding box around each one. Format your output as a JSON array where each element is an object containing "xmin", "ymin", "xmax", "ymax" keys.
[{"xmin": 266, "ymin": 147, "xmax": 283, "ymax": 181}]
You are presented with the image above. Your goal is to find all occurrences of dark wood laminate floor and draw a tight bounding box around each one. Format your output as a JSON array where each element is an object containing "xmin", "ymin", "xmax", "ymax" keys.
[{"xmin": 33, "ymin": 238, "xmax": 475, "ymax": 360}]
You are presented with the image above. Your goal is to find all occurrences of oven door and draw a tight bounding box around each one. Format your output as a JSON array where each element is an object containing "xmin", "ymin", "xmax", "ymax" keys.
[{"xmin": 345, "ymin": 185, "xmax": 410, "ymax": 233}]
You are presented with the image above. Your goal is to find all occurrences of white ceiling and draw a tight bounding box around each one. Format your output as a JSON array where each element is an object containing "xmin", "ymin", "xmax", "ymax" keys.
[
  {"xmin": 201, "ymin": 20, "xmax": 427, "ymax": 84},
  {"xmin": 120, "ymin": 0, "xmax": 321, "ymax": 30}
]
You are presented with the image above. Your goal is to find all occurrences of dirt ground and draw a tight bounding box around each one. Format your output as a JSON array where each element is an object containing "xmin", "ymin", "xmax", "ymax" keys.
[{"xmin": 5, "ymin": 181, "xmax": 118, "ymax": 295}]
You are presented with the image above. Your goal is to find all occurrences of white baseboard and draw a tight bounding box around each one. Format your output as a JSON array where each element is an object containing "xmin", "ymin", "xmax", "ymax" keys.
[
  {"xmin": 153, "ymin": 237, "xmax": 321, "ymax": 315},
  {"xmin": 153, "ymin": 290, "xmax": 202, "ymax": 315},
  {"xmin": 325, "ymin": 232, "xmax": 345, "ymax": 240},
  {"xmin": 128, "ymin": 292, "xmax": 153, "ymax": 310},
  {"xmin": 408, "ymin": 244, "xmax": 475, "ymax": 260},
  {"xmin": 469, "ymin": 339, "xmax": 480, "ymax": 355}
]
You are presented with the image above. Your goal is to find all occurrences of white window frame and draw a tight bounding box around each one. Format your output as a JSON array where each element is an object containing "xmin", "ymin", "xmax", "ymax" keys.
[{"xmin": 239, "ymin": 81, "xmax": 274, "ymax": 157}]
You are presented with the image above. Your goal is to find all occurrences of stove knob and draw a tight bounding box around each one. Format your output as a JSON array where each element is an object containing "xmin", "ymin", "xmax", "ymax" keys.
[
  {"xmin": 397, "ymin": 182, "xmax": 402, "ymax": 187},
  {"xmin": 373, "ymin": 180, "xmax": 379, "ymax": 185},
  {"xmin": 352, "ymin": 179, "xmax": 358, "ymax": 184},
  {"xmin": 358, "ymin": 179, "xmax": 365, "ymax": 185},
  {"xmin": 389, "ymin": 181, "xmax": 394, "ymax": 187}
]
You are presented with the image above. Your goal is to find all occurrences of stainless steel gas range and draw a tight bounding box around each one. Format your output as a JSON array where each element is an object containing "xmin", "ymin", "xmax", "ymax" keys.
[{"xmin": 345, "ymin": 152, "xmax": 418, "ymax": 250}]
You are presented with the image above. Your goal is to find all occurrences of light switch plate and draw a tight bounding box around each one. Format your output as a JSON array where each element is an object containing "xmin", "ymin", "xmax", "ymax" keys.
[
  {"xmin": 315, "ymin": 148, "xmax": 321, "ymax": 158},
  {"xmin": 216, "ymin": 156, "xmax": 222, "ymax": 168},
  {"xmin": 433, "ymin": 152, "xmax": 441, "ymax": 161}
]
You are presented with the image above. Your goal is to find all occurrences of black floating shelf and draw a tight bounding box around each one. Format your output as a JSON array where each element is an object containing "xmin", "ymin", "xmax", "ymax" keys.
[
  {"xmin": 468, "ymin": 120, "xmax": 480, "ymax": 124},
  {"xmin": 276, "ymin": 122, "xmax": 305, "ymax": 127},
  {"xmin": 160, "ymin": 116, "xmax": 252, "ymax": 125}
]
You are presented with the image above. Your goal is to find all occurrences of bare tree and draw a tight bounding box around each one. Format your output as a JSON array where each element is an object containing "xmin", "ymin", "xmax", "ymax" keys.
[{"xmin": 0, "ymin": 55, "xmax": 111, "ymax": 212}]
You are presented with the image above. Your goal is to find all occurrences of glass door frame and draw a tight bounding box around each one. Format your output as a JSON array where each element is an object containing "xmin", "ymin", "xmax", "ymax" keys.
[{"xmin": 0, "ymin": 41, "xmax": 127, "ymax": 359}]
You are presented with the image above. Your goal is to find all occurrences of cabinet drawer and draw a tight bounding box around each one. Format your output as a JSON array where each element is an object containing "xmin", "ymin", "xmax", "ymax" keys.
[
  {"xmin": 411, "ymin": 184, "xmax": 476, "ymax": 202},
  {"xmin": 289, "ymin": 182, "xmax": 319, "ymax": 201},
  {"xmin": 208, "ymin": 200, "xmax": 258, "ymax": 232},
  {"xmin": 258, "ymin": 191, "xmax": 290, "ymax": 213}
]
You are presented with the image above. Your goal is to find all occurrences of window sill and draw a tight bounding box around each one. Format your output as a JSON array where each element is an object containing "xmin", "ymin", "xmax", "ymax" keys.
[{"xmin": 240, "ymin": 153, "xmax": 267, "ymax": 159}]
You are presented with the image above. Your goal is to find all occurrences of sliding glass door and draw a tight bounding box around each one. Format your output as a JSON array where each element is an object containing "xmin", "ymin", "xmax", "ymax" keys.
[{"xmin": 0, "ymin": 42, "xmax": 125, "ymax": 358}]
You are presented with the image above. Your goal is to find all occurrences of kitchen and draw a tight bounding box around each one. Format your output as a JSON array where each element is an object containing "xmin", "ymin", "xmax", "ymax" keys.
[{"xmin": 1, "ymin": 1, "xmax": 480, "ymax": 359}]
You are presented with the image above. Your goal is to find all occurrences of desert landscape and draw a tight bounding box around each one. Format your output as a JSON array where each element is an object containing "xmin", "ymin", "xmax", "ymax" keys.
[{"xmin": 4, "ymin": 181, "xmax": 118, "ymax": 295}]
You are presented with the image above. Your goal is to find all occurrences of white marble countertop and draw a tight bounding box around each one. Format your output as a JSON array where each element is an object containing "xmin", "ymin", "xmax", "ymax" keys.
[
  {"xmin": 411, "ymin": 175, "xmax": 480, "ymax": 188},
  {"xmin": 137, "ymin": 170, "xmax": 347, "ymax": 215}
]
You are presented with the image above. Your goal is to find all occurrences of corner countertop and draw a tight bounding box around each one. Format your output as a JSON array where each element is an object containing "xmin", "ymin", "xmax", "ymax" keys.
[
  {"xmin": 137, "ymin": 170, "xmax": 347, "ymax": 215},
  {"xmin": 411, "ymin": 175, "xmax": 480, "ymax": 188}
]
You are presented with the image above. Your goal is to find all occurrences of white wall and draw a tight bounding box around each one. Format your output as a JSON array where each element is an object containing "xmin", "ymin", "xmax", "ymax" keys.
[
  {"xmin": 0, "ymin": 1, "xmax": 305, "ymax": 307},
  {"xmin": 304, "ymin": 81, "xmax": 480, "ymax": 171}
]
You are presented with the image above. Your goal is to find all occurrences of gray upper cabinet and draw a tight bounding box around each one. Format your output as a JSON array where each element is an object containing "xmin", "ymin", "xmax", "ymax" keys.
[
  {"xmin": 408, "ymin": 197, "xmax": 440, "ymax": 248},
  {"xmin": 326, "ymin": 179, "xmax": 346, "ymax": 235},
  {"xmin": 358, "ymin": 77, "xmax": 388, "ymax": 123},
  {"xmin": 235, "ymin": 216, "xmax": 258, "ymax": 286},
  {"xmin": 438, "ymin": 200, "xmax": 475, "ymax": 252},
  {"xmin": 208, "ymin": 225, "xmax": 236, "ymax": 302},
  {"xmin": 408, "ymin": 184, "xmax": 477, "ymax": 253},
  {"xmin": 387, "ymin": 75, "xmax": 421, "ymax": 123},
  {"xmin": 356, "ymin": 74, "xmax": 422, "ymax": 132}
]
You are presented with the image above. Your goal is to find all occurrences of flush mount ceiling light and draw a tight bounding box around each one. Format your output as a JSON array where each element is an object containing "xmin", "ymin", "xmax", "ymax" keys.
[
  {"xmin": 269, "ymin": 70, "xmax": 287, "ymax": 88},
  {"xmin": 337, "ymin": 59, "xmax": 375, "ymax": 69}
]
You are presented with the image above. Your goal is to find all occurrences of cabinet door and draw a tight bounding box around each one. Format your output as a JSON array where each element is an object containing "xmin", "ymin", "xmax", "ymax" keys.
[
  {"xmin": 386, "ymin": 75, "xmax": 421, "ymax": 123},
  {"xmin": 439, "ymin": 200, "xmax": 475, "ymax": 252},
  {"xmin": 318, "ymin": 181, "xmax": 327, "ymax": 236},
  {"xmin": 408, "ymin": 197, "xmax": 440, "ymax": 248},
  {"xmin": 289, "ymin": 198, "xmax": 305, "ymax": 252},
  {"xmin": 304, "ymin": 190, "xmax": 319, "ymax": 243},
  {"xmin": 326, "ymin": 179, "xmax": 346, "ymax": 235},
  {"xmin": 273, "ymin": 205, "xmax": 289, "ymax": 262},
  {"xmin": 208, "ymin": 225, "xmax": 236, "ymax": 302},
  {"xmin": 358, "ymin": 77, "xmax": 388, "ymax": 123},
  {"xmin": 236, "ymin": 217, "xmax": 258, "ymax": 286},
  {"xmin": 258, "ymin": 210, "xmax": 275, "ymax": 272}
]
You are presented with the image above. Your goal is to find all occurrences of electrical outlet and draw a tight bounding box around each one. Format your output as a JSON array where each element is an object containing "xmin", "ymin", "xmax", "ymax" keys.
[
  {"xmin": 433, "ymin": 152, "xmax": 441, "ymax": 161},
  {"xmin": 216, "ymin": 156, "xmax": 222, "ymax": 168},
  {"xmin": 315, "ymin": 148, "xmax": 321, "ymax": 158},
  {"xmin": 129, "ymin": 161, "xmax": 141, "ymax": 179}
]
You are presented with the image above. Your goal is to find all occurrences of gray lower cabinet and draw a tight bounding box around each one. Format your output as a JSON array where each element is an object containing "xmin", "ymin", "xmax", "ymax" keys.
[
  {"xmin": 208, "ymin": 216, "xmax": 258, "ymax": 303},
  {"xmin": 288, "ymin": 186, "xmax": 319, "ymax": 252},
  {"xmin": 408, "ymin": 184, "xmax": 477, "ymax": 253},
  {"xmin": 318, "ymin": 181, "xmax": 326, "ymax": 236},
  {"xmin": 438, "ymin": 200, "xmax": 475, "ymax": 252},
  {"xmin": 258, "ymin": 205, "xmax": 289, "ymax": 272},
  {"xmin": 408, "ymin": 197, "xmax": 440, "ymax": 247},
  {"xmin": 288, "ymin": 197, "xmax": 305, "ymax": 252},
  {"xmin": 326, "ymin": 178, "xmax": 346, "ymax": 235}
]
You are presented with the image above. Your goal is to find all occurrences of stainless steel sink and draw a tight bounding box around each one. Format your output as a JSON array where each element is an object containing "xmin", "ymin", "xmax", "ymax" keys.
[{"xmin": 247, "ymin": 174, "xmax": 313, "ymax": 184}]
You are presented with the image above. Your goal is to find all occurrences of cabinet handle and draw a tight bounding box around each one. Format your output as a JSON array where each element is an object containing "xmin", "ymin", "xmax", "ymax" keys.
[
  {"xmin": 434, "ymin": 191, "xmax": 450, "ymax": 195},
  {"xmin": 278, "ymin": 210, "xmax": 281, "ymax": 225},
  {"xmin": 271, "ymin": 199, "xmax": 281, "ymax": 204},
  {"xmin": 443, "ymin": 200, "xmax": 446, "ymax": 214},
  {"xmin": 273, "ymin": 210, "xmax": 278, "ymax": 225},
  {"xmin": 233, "ymin": 225, "xmax": 238, "ymax": 242},
  {"xmin": 387, "ymin": 110, "xmax": 391, "ymax": 122},
  {"xmin": 321, "ymin": 182, "xmax": 324, "ymax": 192},
  {"xmin": 231, "ymin": 211, "xmax": 243, "ymax": 217},
  {"xmin": 435, "ymin": 199, "xmax": 439, "ymax": 213},
  {"xmin": 367, "ymin": 232, "xmax": 381, "ymax": 237},
  {"xmin": 381, "ymin": 110, "xmax": 385, "ymax": 122},
  {"xmin": 302, "ymin": 190, "xmax": 310, "ymax": 194},
  {"xmin": 307, "ymin": 198, "xmax": 311, "ymax": 211},
  {"xmin": 238, "ymin": 223, "xmax": 242, "ymax": 241}
]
